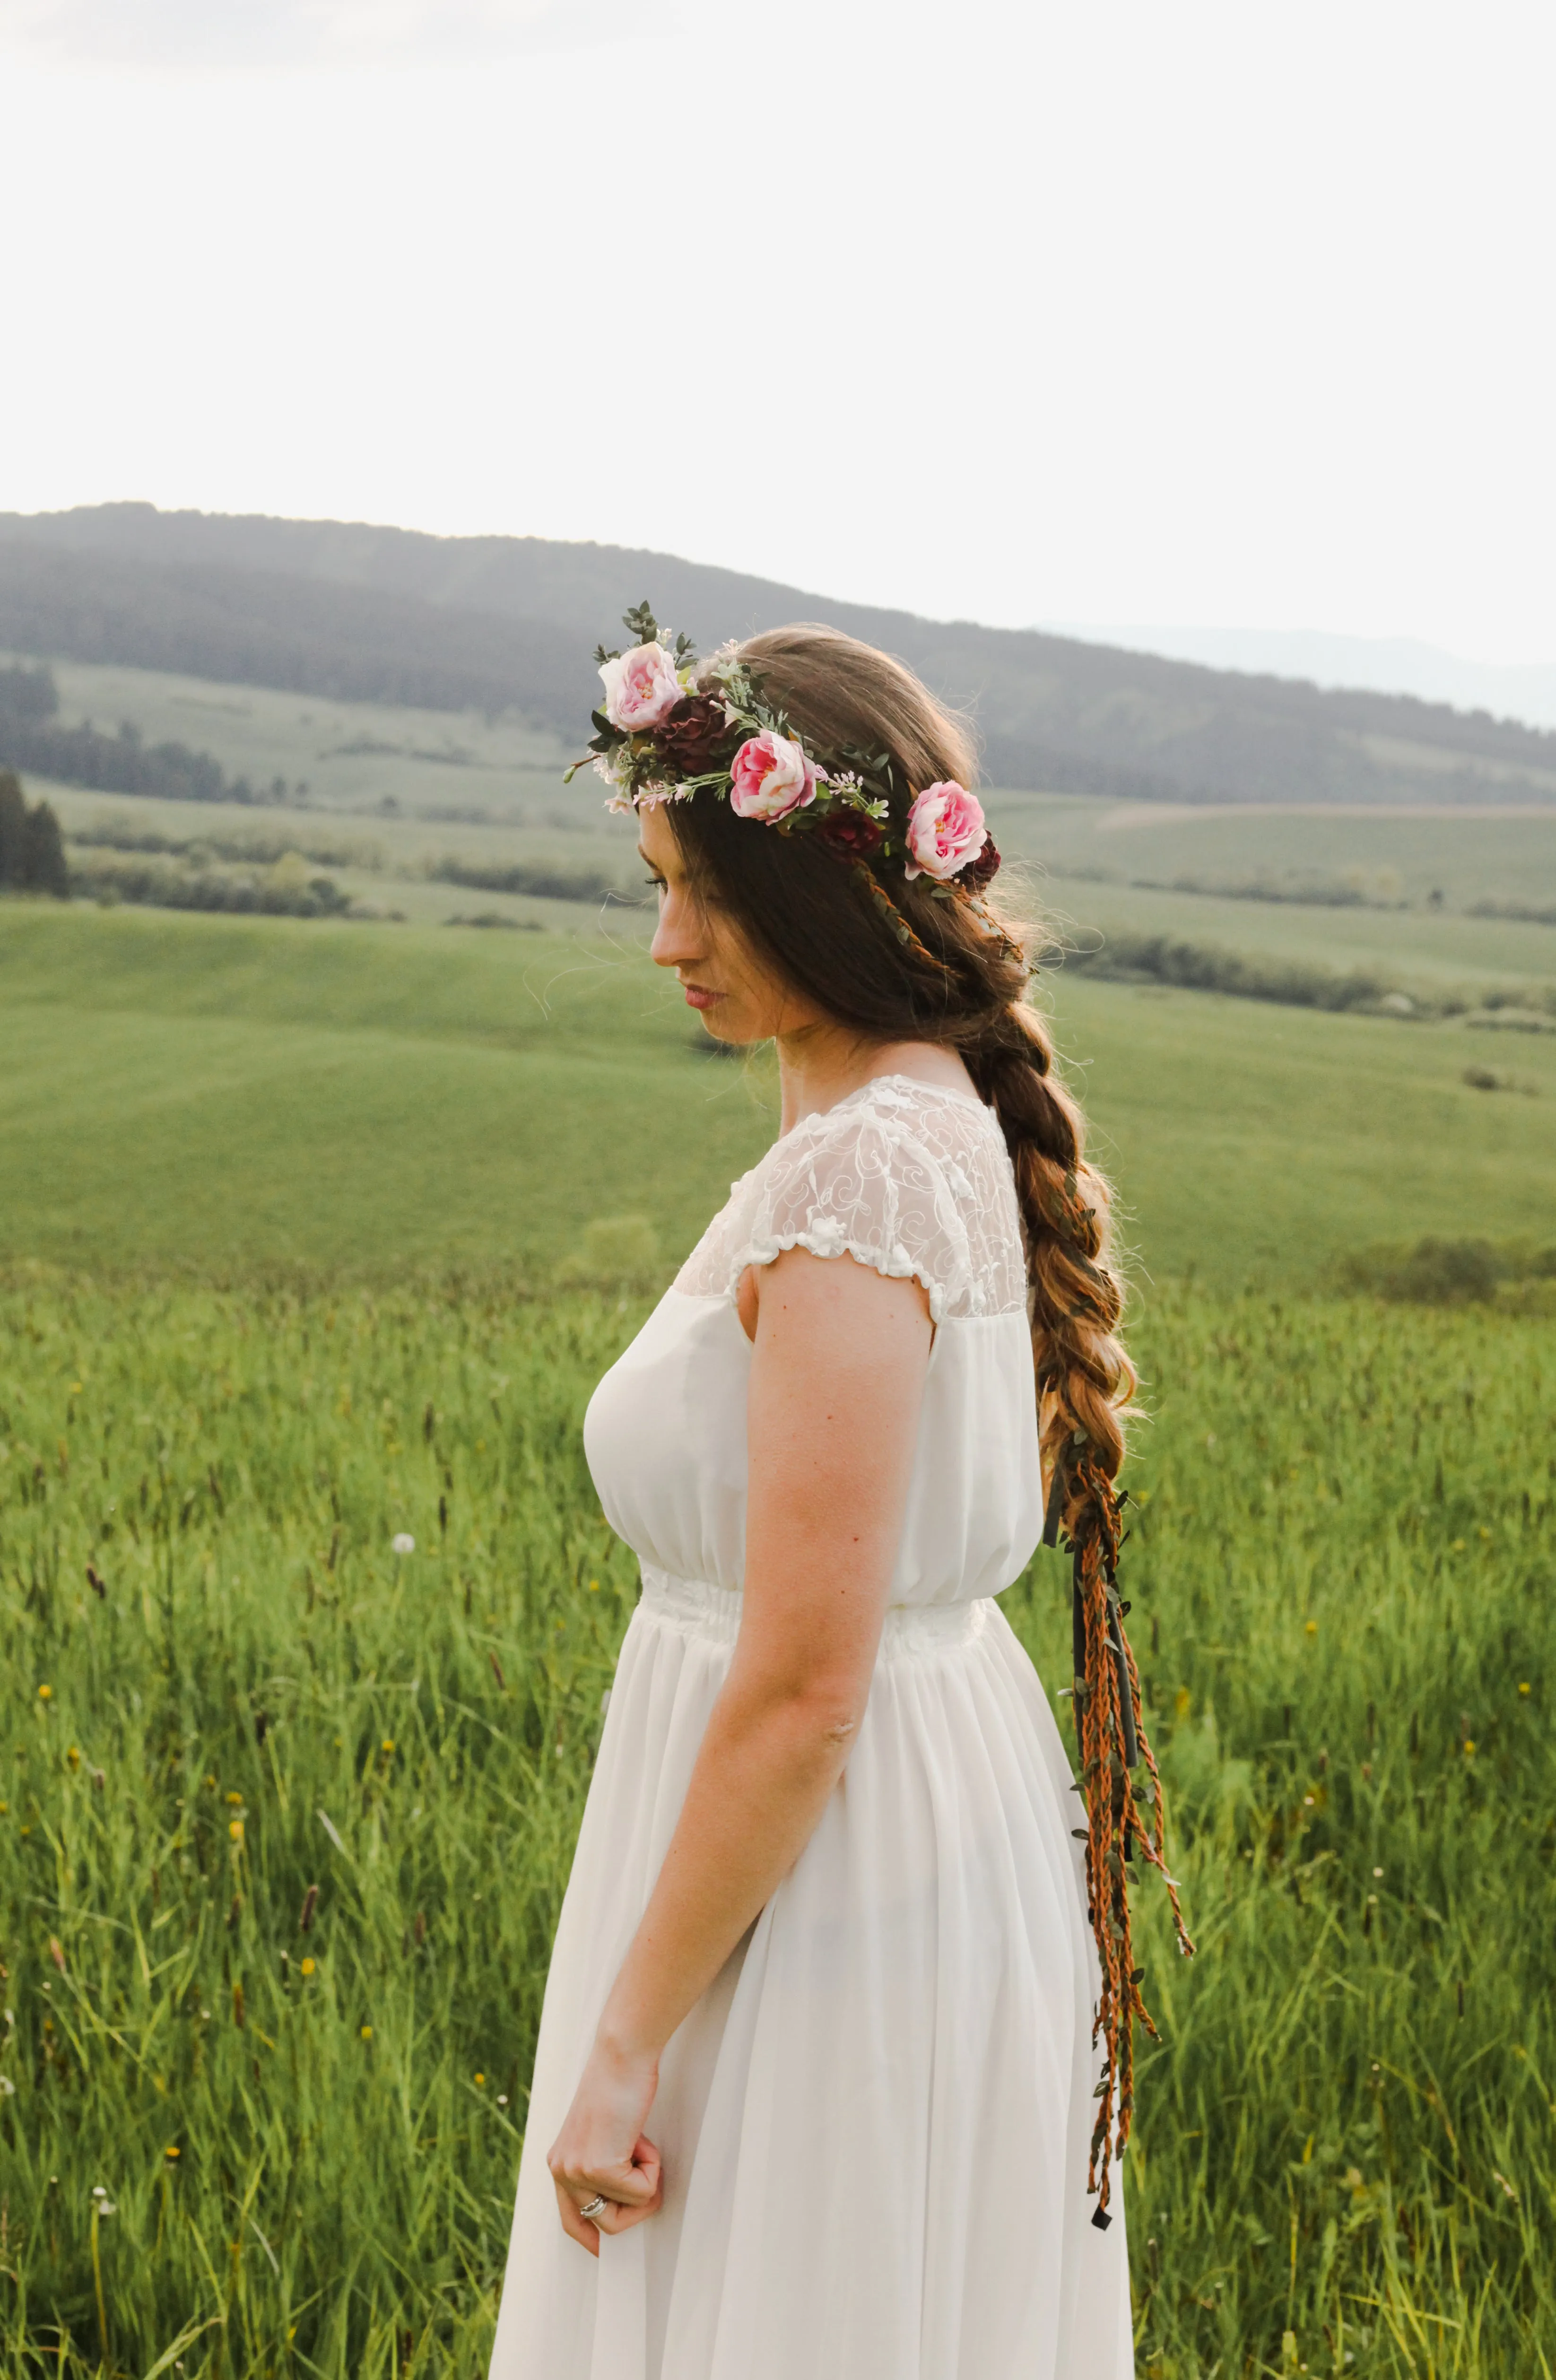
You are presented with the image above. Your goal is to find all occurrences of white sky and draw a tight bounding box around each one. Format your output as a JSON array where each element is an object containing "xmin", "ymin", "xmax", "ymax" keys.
[{"xmin": 2, "ymin": 0, "xmax": 1554, "ymax": 661}]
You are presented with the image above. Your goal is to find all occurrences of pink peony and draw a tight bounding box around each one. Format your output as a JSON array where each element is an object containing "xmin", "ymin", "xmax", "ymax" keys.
[
  {"xmin": 729, "ymin": 730, "xmax": 821, "ymax": 822},
  {"xmin": 904, "ymin": 781, "xmax": 988, "ymax": 880},
  {"xmin": 598, "ymin": 642, "xmax": 685, "ymax": 733}
]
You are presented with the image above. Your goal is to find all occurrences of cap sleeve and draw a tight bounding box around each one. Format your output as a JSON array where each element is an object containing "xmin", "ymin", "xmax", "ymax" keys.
[
  {"xmin": 728, "ymin": 1088, "xmax": 985, "ymax": 1324},
  {"xmin": 673, "ymin": 1080, "xmax": 1028, "ymax": 1320}
]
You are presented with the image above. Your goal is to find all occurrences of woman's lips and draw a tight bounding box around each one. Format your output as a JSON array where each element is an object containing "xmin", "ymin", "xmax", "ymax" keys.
[{"xmin": 683, "ymin": 984, "xmax": 723, "ymax": 1010}]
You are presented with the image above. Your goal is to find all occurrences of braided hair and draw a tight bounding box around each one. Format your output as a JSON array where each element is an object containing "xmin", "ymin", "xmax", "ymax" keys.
[{"xmin": 670, "ymin": 622, "xmax": 1194, "ymax": 2222}]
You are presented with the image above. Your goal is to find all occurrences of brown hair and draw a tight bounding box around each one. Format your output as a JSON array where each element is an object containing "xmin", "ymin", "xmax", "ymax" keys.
[
  {"xmin": 674, "ymin": 621, "xmax": 1134, "ymax": 1514},
  {"xmin": 670, "ymin": 621, "xmax": 1193, "ymax": 2221}
]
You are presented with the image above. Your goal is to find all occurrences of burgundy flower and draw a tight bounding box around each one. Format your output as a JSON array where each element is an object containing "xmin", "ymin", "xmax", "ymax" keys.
[
  {"xmin": 817, "ymin": 808, "xmax": 886, "ymax": 860},
  {"xmin": 654, "ymin": 695, "xmax": 734, "ymax": 780},
  {"xmin": 960, "ymin": 834, "xmax": 1001, "ymax": 888}
]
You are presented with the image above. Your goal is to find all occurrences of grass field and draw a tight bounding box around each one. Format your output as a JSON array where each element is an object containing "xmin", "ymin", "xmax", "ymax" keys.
[
  {"xmin": 987, "ymin": 790, "xmax": 1556, "ymax": 913},
  {"xmin": 3, "ymin": 678, "xmax": 1556, "ymax": 2374},
  {"xmin": 2, "ymin": 902, "xmax": 1555, "ymax": 1288},
  {"xmin": 15, "ymin": 653, "xmax": 1556, "ymax": 939},
  {"xmin": 11, "ymin": 657, "xmax": 575, "ymax": 825},
  {"xmin": 1, "ymin": 1276, "xmax": 1551, "ymax": 2377}
]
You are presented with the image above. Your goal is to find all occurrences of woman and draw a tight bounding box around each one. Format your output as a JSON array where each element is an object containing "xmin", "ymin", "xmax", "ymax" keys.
[{"xmin": 490, "ymin": 616, "xmax": 1187, "ymax": 2379}]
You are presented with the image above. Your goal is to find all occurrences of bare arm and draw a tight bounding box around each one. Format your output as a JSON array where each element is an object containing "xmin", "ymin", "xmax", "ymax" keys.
[{"xmin": 547, "ymin": 1247, "xmax": 932, "ymax": 2250}]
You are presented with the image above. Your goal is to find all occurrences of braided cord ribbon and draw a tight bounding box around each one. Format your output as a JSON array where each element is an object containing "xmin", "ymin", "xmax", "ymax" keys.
[{"xmin": 1052, "ymin": 1443, "xmax": 1196, "ymax": 2226}]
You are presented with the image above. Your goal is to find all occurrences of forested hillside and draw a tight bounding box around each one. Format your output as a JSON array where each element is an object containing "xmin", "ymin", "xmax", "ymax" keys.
[{"xmin": 3, "ymin": 504, "xmax": 1556, "ymax": 805}]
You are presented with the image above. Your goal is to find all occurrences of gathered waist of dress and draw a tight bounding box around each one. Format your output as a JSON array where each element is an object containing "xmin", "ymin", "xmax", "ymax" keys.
[{"xmin": 637, "ymin": 1563, "xmax": 995, "ymax": 1658}]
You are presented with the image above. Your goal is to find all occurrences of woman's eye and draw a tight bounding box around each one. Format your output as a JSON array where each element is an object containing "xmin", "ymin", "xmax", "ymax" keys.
[{"xmin": 645, "ymin": 875, "xmax": 666, "ymax": 893}]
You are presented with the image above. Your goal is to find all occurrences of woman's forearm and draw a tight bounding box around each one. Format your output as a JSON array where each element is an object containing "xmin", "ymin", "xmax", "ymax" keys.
[
  {"xmin": 594, "ymin": 1670, "xmax": 859, "ymax": 2063},
  {"xmin": 589, "ymin": 1251, "xmax": 930, "ymax": 2079}
]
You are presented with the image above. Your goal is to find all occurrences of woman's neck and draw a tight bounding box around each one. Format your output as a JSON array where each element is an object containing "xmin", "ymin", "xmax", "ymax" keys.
[{"xmin": 773, "ymin": 1022, "xmax": 976, "ymax": 1137}]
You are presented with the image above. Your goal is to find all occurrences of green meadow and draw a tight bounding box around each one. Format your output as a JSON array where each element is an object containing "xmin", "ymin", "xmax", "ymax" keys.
[
  {"xmin": 1, "ymin": 1275, "xmax": 1552, "ymax": 2378},
  {"xmin": 2, "ymin": 902, "xmax": 1556, "ymax": 1287},
  {"xmin": 2, "ymin": 769, "xmax": 1555, "ymax": 2375}
]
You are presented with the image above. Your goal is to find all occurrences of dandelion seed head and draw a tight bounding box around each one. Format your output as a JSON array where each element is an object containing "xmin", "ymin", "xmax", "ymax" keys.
[{"xmin": 391, "ymin": 1533, "xmax": 416, "ymax": 1556}]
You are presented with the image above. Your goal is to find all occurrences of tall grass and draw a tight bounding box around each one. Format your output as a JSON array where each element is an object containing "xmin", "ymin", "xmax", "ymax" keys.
[{"xmin": 1, "ymin": 1272, "xmax": 1552, "ymax": 2375}]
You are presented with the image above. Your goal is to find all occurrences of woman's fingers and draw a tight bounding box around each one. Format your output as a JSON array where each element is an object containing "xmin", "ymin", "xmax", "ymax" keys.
[
  {"xmin": 628, "ymin": 2131, "xmax": 662, "ymax": 2200},
  {"xmin": 551, "ymin": 2133, "xmax": 664, "ymax": 2251},
  {"xmin": 592, "ymin": 2137, "xmax": 663, "ymax": 2232},
  {"xmin": 591, "ymin": 2181, "xmax": 664, "ymax": 2234},
  {"xmin": 554, "ymin": 2179, "xmax": 602, "ymax": 2257}
]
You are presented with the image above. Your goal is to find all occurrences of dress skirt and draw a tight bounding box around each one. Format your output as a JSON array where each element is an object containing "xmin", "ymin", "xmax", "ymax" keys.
[{"xmin": 489, "ymin": 1566, "xmax": 1134, "ymax": 2380}]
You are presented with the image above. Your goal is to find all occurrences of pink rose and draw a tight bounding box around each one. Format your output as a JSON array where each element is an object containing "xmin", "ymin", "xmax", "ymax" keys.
[
  {"xmin": 904, "ymin": 781, "xmax": 988, "ymax": 880},
  {"xmin": 729, "ymin": 730, "xmax": 821, "ymax": 822},
  {"xmin": 598, "ymin": 642, "xmax": 685, "ymax": 732}
]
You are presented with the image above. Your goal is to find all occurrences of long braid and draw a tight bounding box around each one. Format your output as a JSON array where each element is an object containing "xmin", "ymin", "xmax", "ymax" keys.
[{"xmin": 965, "ymin": 1003, "xmax": 1195, "ymax": 2225}]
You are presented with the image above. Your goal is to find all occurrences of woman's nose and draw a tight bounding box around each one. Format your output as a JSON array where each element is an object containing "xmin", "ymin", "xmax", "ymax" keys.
[{"xmin": 650, "ymin": 889, "xmax": 704, "ymax": 970}]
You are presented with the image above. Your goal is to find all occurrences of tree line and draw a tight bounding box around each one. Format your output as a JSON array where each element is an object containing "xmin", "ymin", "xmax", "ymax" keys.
[{"xmin": 0, "ymin": 661, "xmax": 300, "ymax": 807}]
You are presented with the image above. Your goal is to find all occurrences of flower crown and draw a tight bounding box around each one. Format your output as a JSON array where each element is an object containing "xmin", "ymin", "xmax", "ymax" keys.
[{"xmin": 565, "ymin": 603, "xmax": 1000, "ymax": 894}]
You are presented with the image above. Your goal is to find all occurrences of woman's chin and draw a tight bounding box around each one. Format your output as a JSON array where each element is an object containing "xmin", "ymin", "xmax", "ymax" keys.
[{"xmin": 697, "ymin": 1008, "xmax": 764, "ymax": 1048}]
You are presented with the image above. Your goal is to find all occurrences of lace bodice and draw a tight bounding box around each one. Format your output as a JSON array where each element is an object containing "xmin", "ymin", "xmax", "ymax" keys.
[
  {"xmin": 674, "ymin": 1076, "xmax": 1028, "ymax": 1324},
  {"xmin": 585, "ymin": 1072, "xmax": 1046, "ymax": 1605}
]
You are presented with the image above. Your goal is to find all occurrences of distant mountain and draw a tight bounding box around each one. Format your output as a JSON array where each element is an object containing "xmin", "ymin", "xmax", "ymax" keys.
[
  {"xmin": 1050, "ymin": 624, "xmax": 1556, "ymax": 733},
  {"xmin": 2, "ymin": 504, "xmax": 1555, "ymax": 807}
]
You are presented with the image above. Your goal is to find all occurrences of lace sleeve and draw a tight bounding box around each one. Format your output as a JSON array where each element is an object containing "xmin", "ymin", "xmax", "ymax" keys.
[{"xmin": 675, "ymin": 1080, "xmax": 1027, "ymax": 1323}]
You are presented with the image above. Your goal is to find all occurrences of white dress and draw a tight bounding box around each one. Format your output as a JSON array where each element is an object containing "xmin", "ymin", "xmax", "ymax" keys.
[{"xmin": 490, "ymin": 1075, "xmax": 1133, "ymax": 2380}]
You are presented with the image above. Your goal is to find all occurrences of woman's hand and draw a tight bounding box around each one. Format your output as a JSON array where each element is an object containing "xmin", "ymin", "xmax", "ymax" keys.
[{"xmin": 547, "ymin": 2039, "xmax": 663, "ymax": 2256}]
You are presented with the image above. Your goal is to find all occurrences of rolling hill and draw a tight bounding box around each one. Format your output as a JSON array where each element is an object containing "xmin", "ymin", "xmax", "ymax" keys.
[{"xmin": 4, "ymin": 503, "xmax": 1556, "ymax": 806}]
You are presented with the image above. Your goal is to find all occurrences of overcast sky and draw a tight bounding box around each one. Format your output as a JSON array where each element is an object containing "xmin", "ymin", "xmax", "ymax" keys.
[{"xmin": 2, "ymin": 0, "xmax": 1553, "ymax": 661}]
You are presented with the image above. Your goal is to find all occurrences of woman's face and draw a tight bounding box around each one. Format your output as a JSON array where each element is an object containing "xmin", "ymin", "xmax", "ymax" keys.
[{"xmin": 640, "ymin": 799, "xmax": 826, "ymax": 1047}]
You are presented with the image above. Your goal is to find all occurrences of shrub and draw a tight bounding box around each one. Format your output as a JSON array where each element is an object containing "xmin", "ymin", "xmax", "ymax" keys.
[
  {"xmin": 1330, "ymin": 1236, "xmax": 1556, "ymax": 1304},
  {"xmin": 0, "ymin": 769, "xmax": 69, "ymax": 897},
  {"xmin": 1063, "ymin": 930, "xmax": 1386, "ymax": 1012},
  {"xmin": 555, "ymin": 1214, "xmax": 663, "ymax": 1289},
  {"xmin": 69, "ymin": 852, "xmax": 349, "ymax": 918},
  {"xmin": 429, "ymin": 856, "xmax": 622, "ymax": 904}
]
